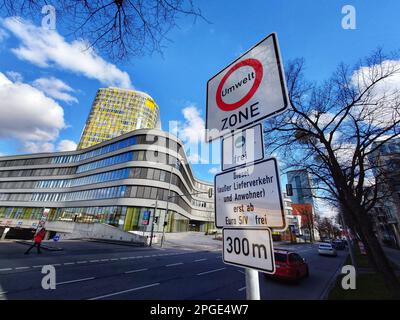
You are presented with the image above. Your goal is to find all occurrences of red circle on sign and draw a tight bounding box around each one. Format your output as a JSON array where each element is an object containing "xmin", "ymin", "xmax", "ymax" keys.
[{"xmin": 216, "ymin": 58, "xmax": 263, "ymax": 111}]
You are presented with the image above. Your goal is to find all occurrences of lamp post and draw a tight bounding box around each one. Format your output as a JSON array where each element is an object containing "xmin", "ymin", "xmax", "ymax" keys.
[
  {"xmin": 149, "ymin": 198, "xmax": 158, "ymax": 247},
  {"xmin": 160, "ymin": 166, "xmax": 173, "ymax": 248}
]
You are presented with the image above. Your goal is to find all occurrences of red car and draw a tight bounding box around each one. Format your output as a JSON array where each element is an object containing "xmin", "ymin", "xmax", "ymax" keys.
[{"xmin": 268, "ymin": 249, "xmax": 309, "ymax": 281}]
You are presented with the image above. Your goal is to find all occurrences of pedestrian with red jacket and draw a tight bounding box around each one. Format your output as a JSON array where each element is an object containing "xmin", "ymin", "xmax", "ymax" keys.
[{"xmin": 24, "ymin": 228, "xmax": 46, "ymax": 255}]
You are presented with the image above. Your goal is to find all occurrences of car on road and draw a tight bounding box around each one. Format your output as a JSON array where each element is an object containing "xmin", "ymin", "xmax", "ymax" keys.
[
  {"xmin": 331, "ymin": 240, "xmax": 346, "ymax": 250},
  {"xmin": 318, "ymin": 243, "xmax": 337, "ymax": 256},
  {"xmin": 267, "ymin": 249, "xmax": 309, "ymax": 282}
]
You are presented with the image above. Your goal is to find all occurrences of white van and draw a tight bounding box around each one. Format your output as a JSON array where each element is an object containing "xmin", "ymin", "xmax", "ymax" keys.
[{"xmin": 318, "ymin": 243, "xmax": 337, "ymax": 256}]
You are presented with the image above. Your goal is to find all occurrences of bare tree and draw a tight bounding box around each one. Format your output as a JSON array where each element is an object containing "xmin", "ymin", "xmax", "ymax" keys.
[
  {"xmin": 0, "ymin": 0, "xmax": 207, "ymax": 59},
  {"xmin": 264, "ymin": 49, "xmax": 400, "ymax": 294},
  {"xmin": 315, "ymin": 214, "xmax": 341, "ymax": 240}
]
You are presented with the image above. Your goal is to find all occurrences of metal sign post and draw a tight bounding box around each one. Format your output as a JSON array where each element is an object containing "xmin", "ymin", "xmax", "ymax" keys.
[
  {"xmin": 205, "ymin": 32, "xmax": 289, "ymax": 300},
  {"xmin": 245, "ymin": 269, "xmax": 260, "ymax": 300}
]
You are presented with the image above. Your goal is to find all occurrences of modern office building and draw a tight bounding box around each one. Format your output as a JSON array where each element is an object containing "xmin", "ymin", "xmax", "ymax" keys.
[
  {"xmin": 78, "ymin": 88, "xmax": 160, "ymax": 150},
  {"xmin": 368, "ymin": 138, "xmax": 400, "ymax": 248},
  {"xmin": 0, "ymin": 129, "xmax": 214, "ymax": 239},
  {"xmin": 286, "ymin": 169, "xmax": 314, "ymax": 205}
]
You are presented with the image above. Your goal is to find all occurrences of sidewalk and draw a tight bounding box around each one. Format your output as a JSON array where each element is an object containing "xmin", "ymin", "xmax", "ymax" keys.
[{"xmin": 161, "ymin": 231, "xmax": 222, "ymax": 251}]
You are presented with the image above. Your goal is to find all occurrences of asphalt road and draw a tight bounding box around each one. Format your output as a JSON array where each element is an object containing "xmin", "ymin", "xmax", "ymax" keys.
[{"xmin": 0, "ymin": 240, "xmax": 347, "ymax": 300}]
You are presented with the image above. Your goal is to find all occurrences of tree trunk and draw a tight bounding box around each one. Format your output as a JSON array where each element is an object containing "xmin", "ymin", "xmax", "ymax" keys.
[{"xmin": 354, "ymin": 207, "xmax": 400, "ymax": 296}]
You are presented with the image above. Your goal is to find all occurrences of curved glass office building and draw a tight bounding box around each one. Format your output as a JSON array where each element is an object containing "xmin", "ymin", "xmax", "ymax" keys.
[
  {"xmin": 0, "ymin": 129, "xmax": 214, "ymax": 233},
  {"xmin": 78, "ymin": 88, "xmax": 160, "ymax": 150}
]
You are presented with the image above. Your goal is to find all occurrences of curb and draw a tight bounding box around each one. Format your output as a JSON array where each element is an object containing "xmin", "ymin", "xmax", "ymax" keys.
[
  {"xmin": 85, "ymin": 238, "xmax": 145, "ymax": 247},
  {"xmin": 319, "ymin": 253, "xmax": 348, "ymax": 300}
]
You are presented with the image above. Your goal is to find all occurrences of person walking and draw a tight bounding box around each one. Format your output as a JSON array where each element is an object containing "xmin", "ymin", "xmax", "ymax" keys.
[{"xmin": 24, "ymin": 228, "xmax": 46, "ymax": 255}]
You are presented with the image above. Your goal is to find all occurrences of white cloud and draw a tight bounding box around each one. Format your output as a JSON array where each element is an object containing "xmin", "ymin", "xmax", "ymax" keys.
[
  {"xmin": 351, "ymin": 59, "xmax": 400, "ymax": 128},
  {"xmin": 33, "ymin": 77, "xmax": 78, "ymax": 103},
  {"xmin": 23, "ymin": 141, "xmax": 55, "ymax": 153},
  {"xmin": 56, "ymin": 139, "xmax": 77, "ymax": 151},
  {"xmin": 3, "ymin": 17, "xmax": 132, "ymax": 88},
  {"xmin": 0, "ymin": 28, "xmax": 7, "ymax": 41},
  {"xmin": 19, "ymin": 139, "xmax": 77, "ymax": 154},
  {"xmin": 187, "ymin": 153, "xmax": 201, "ymax": 163},
  {"xmin": 5, "ymin": 71, "xmax": 23, "ymax": 82},
  {"xmin": 208, "ymin": 167, "xmax": 219, "ymax": 174},
  {"xmin": 180, "ymin": 105, "xmax": 205, "ymax": 144},
  {"xmin": 0, "ymin": 72, "xmax": 65, "ymax": 151},
  {"xmin": 171, "ymin": 105, "xmax": 207, "ymax": 164}
]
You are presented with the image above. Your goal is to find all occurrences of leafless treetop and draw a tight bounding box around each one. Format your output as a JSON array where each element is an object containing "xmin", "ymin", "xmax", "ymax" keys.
[{"xmin": 0, "ymin": 0, "xmax": 207, "ymax": 60}]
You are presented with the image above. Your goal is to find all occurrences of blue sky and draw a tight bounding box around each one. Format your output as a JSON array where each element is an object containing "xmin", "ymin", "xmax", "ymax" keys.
[{"xmin": 0, "ymin": 0, "xmax": 399, "ymax": 183}]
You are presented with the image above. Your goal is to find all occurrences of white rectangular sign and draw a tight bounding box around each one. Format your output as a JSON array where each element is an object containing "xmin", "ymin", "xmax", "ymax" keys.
[
  {"xmin": 223, "ymin": 228, "xmax": 275, "ymax": 274},
  {"xmin": 206, "ymin": 33, "xmax": 289, "ymax": 142},
  {"xmin": 221, "ymin": 123, "xmax": 264, "ymax": 171},
  {"xmin": 214, "ymin": 157, "xmax": 286, "ymax": 230}
]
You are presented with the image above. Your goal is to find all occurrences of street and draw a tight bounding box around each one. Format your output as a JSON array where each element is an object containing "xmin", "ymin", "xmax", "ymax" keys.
[{"xmin": 0, "ymin": 239, "xmax": 347, "ymax": 300}]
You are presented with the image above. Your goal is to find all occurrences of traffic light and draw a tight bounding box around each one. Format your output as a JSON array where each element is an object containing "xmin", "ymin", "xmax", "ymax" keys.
[{"xmin": 286, "ymin": 184, "xmax": 293, "ymax": 196}]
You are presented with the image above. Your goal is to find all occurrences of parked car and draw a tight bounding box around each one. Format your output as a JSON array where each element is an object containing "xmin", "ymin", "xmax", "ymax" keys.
[
  {"xmin": 267, "ymin": 249, "xmax": 309, "ymax": 281},
  {"xmin": 331, "ymin": 240, "xmax": 346, "ymax": 250},
  {"xmin": 318, "ymin": 243, "xmax": 337, "ymax": 256}
]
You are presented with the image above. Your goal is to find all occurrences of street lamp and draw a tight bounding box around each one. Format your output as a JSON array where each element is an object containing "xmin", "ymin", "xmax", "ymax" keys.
[
  {"xmin": 160, "ymin": 166, "xmax": 173, "ymax": 248},
  {"xmin": 149, "ymin": 197, "xmax": 158, "ymax": 247}
]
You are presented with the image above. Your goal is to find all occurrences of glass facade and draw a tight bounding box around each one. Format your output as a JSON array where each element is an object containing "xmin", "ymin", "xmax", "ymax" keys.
[
  {"xmin": 78, "ymin": 88, "xmax": 160, "ymax": 149},
  {"xmin": 0, "ymin": 167, "xmax": 76, "ymax": 178},
  {"xmin": 0, "ymin": 186, "xmax": 127, "ymax": 202},
  {"xmin": 0, "ymin": 206, "xmax": 201, "ymax": 233},
  {"xmin": 76, "ymin": 152, "xmax": 133, "ymax": 173},
  {"xmin": 0, "ymin": 130, "xmax": 214, "ymax": 233},
  {"xmin": 38, "ymin": 168, "xmax": 129, "ymax": 188}
]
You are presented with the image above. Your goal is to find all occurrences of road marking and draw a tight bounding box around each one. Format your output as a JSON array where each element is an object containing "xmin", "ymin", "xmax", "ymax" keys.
[
  {"xmin": 15, "ymin": 266, "xmax": 30, "ymax": 270},
  {"xmin": 0, "ymin": 268, "xmax": 12, "ymax": 272},
  {"xmin": 32, "ymin": 265, "xmax": 44, "ymax": 268},
  {"xmin": 64, "ymin": 262, "xmax": 75, "ymax": 265},
  {"xmin": 101, "ymin": 259, "xmax": 109, "ymax": 262},
  {"xmin": 0, "ymin": 291, "xmax": 7, "ymax": 295},
  {"xmin": 57, "ymin": 277, "xmax": 95, "ymax": 286},
  {"xmin": 124, "ymin": 268, "xmax": 148, "ymax": 274},
  {"xmin": 90, "ymin": 260, "xmax": 99, "ymax": 263},
  {"xmin": 110, "ymin": 258, "xmax": 118, "ymax": 261},
  {"xmin": 238, "ymin": 286, "xmax": 246, "ymax": 292},
  {"xmin": 88, "ymin": 283, "xmax": 160, "ymax": 300},
  {"xmin": 166, "ymin": 262, "xmax": 183, "ymax": 267},
  {"xmin": 119, "ymin": 257, "xmax": 128, "ymax": 260},
  {"xmin": 194, "ymin": 258, "xmax": 207, "ymax": 262},
  {"xmin": 77, "ymin": 261, "xmax": 88, "ymax": 264},
  {"xmin": 53, "ymin": 264, "xmax": 61, "ymax": 267},
  {"xmin": 197, "ymin": 268, "xmax": 226, "ymax": 276},
  {"xmin": 237, "ymin": 270, "xmax": 245, "ymax": 275}
]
